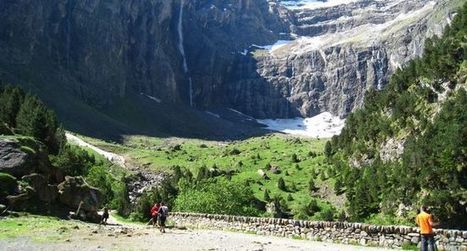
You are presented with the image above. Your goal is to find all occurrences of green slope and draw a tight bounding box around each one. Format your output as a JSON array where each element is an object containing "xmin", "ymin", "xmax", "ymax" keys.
[{"xmin": 326, "ymin": 3, "xmax": 467, "ymax": 229}]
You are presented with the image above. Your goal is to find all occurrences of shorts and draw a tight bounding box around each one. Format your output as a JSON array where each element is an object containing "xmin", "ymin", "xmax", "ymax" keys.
[{"xmin": 158, "ymin": 216, "xmax": 166, "ymax": 226}]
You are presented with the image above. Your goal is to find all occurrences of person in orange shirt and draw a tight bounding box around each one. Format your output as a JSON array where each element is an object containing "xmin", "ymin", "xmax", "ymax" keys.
[{"xmin": 415, "ymin": 206, "xmax": 437, "ymax": 251}]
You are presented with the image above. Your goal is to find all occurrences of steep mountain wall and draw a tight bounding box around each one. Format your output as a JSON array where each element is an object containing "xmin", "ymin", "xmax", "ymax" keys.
[
  {"xmin": 0, "ymin": 0, "xmax": 461, "ymax": 122},
  {"xmin": 0, "ymin": 0, "xmax": 281, "ymax": 107},
  {"xmin": 222, "ymin": 0, "xmax": 461, "ymax": 118}
]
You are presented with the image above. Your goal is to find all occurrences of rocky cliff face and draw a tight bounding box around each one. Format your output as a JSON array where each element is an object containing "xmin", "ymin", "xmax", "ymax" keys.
[
  {"xmin": 222, "ymin": 0, "xmax": 460, "ymax": 118},
  {"xmin": 0, "ymin": 0, "xmax": 281, "ymax": 107},
  {"xmin": 0, "ymin": 0, "xmax": 460, "ymax": 121}
]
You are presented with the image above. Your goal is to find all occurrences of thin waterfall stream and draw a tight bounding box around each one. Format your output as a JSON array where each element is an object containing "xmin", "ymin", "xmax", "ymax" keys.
[{"xmin": 177, "ymin": 0, "xmax": 193, "ymax": 107}]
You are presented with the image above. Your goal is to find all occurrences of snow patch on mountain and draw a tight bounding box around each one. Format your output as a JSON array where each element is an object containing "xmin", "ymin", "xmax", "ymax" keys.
[
  {"xmin": 257, "ymin": 112, "xmax": 345, "ymax": 138},
  {"xmin": 251, "ymin": 40, "xmax": 294, "ymax": 53},
  {"xmin": 280, "ymin": 0, "xmax": 362, "ymax": 10}
]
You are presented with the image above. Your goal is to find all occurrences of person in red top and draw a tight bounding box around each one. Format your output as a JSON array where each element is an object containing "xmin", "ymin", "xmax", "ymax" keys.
[
  {"xmin": 415, "ymin": 205, "xmax": 437, "ymax": 251},
  {"xmin": 148, "ymin": 203, "xmax": 160, "ymax": 227}
]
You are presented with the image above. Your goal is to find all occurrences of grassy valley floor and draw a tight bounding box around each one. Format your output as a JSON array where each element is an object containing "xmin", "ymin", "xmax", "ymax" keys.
[{"xmin": 74, "ymin": 133, "xmax": 345, "ymax": 220}]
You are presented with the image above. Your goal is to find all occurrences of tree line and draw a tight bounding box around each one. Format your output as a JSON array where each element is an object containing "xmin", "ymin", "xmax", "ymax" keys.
[{"xmin": 325, "ymin": 3, "xmax": 467, "ymax": 229}]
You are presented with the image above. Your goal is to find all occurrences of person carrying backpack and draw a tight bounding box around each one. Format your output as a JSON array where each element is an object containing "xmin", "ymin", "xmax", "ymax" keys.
[{"xmin": 157, "ymin": 202, "xmax": 169, "ymax": 233}]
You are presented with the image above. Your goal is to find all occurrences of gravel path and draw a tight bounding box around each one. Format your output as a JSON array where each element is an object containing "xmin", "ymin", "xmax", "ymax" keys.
[{"xmin": 1, "ymin": 225, "xmax": 391, "ymax": 251}]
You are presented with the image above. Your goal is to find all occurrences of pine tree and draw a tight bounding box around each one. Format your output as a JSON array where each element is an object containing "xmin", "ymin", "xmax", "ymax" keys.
[
  {"xmin": 277, "ymin": 177, "xmax": 286, "ymax": 191},
  {"xmin": 196, "ymin": 165, "xmax": 209, "ymax": 181},
  {"xmin": 264, "ymin": 189, "xmax": 271, "ymax": 202},
  {"xmin": 291, "ymin": 153, "xmax": 300, "ymax": 163},
  {"xmin": 0, "ymin": 85, "xmax": 25, "ymax": 127},
  {"xmin": 334, "ymin": 177, "xmax": 344, "ymax": 195},
  {"xmin": 308, "ymin": 177, "xmax": 316, "ymax": 194},
  {"xmin": 324, "ymin": 141, "xmax": 333, "ymax": 158},
  {"xmin": 16, "ymin": 95, "xmax": 48, "ymax": 140}
]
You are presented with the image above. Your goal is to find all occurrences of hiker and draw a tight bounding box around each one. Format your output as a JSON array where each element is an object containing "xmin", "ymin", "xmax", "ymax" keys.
[
  {"xmin": 100, "ymin": 207, "xmax": 110, "ymax": 225},
  {"xmin": 157, "ymin": 202, "xmax": 169, "ymax": 233},
  {"xmin": 415, "ymin": 205, "xmax": 438, "ymax": 251},
  {"xmin": 148, "ymin": 203, "xmax": 160, "ymax": 227}
]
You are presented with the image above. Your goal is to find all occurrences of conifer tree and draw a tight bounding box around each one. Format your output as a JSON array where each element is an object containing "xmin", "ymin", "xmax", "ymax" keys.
[
  {"xmin": 0, "ymin": 85, "xmax": 25, "ymax": 127},
  {"xmin": 263, "ymin": 189, "xmax": 271, "ymax": 202},
  {"xmin": 277, "ymin": 177, "xmax": 286, "ymax": 191}
]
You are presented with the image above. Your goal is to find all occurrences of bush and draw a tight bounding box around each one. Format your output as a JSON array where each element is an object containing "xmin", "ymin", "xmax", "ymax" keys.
[
  {"xmin": 308, "ymin": 178, "xmax": 317, "ymax": 193},
  {"xmin": 85, "ymin": 163, "xmax": 126, "ymax": 207},
  {"xmin": 315, "ymin": 207, "xmax": 335, "ymax": 221},
  {"xmin": 50, "ymin": 144, "xmax": 95, "ymax": 176},
  {"xmin": 291, "ymin": 153, "xmax": 300, "ymax": 163},
  {"xmin": 130, "ymin": 189, "xmax": 157, "ymax": 222},
  {"xmin": 264, "ymin": 189, "xmax": 271, "ymax": 202},
  {"xmin": 307, "ymin": 199, "xmax": 320, "ymax": 216},
  {"xmin": 277, "ymin": 177, "xmax": 286, "ymax": 191},
  {"xmin": 174, "ymin": 177, "xmax": 260, "ymax": 216}
]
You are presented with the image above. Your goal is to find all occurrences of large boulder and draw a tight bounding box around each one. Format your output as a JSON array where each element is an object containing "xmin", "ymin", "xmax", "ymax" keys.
[
  {"xmin": 57, "ymin": 176, "xmax": 102, "ymax": 212},
  {"xmin": 22, "ymin": 173, "xmax": 58, "ymax": 203},
  {"xmin": 0, "ymin": 137, "xmax": 50, "ymax": 177},
  {"xmin": 6, "ymin": 186, "xmax": 34, "ymax": 209}
]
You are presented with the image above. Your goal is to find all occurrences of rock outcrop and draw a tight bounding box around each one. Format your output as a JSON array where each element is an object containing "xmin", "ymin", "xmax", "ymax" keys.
[
  {"xmin": 0, "ymin": 136, "xmax": 103, "ymax": 222},
  {"xmin": 0, "ymin": 137, "xmax": 49, "ymax": 177},
  {"xmin": 57, "ymin": 176, "xmax": 103, "ymax": 222},
  {"xmin": 57, "ymin": 176, "xmax": 102, "ymax": 212},
  {"xmin": 22, "ymin": 173, "xmax": 58, "ymax": 203}
]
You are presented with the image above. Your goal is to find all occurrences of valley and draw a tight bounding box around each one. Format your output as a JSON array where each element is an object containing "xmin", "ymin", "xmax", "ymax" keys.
[
  {"xmin": 69, "ymin": 132, "xmax": 345, "ymax": 221},
  {"xmin": 0, "ymin": 0, "xmax": 466, "ymax": 250}
]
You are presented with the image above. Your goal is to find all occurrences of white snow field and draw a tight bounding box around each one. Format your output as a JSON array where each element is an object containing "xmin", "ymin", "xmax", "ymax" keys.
[
  {"xmin": 257, "ymin": 112, "xmax": 345, "ymax": 138},
  {"xmin": 280, "ymin": 0, "xmax": 362, "ymax": 10},
  {"xmin": 252, "ymin": 40, "xmax": 294, "ymax": 52}
]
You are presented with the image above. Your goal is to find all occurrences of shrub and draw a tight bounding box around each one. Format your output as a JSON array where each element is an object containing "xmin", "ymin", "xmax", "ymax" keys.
[
  {"xmin": 291, "ymin": 153, "xmax": 300, "ymax": 163},
  {"xmin": 308, "ymin": 178, "xmax": 317, "ymax": 193},
  {"xmin": 264, "ymin": 189, "xmax": 271, "ymax": 202},
  {"xmin": 50, "ymin": 144, "xmax": 95, "ymax": 176},
  {"xmin": 315, "ymin": 207, "xmax": 335, "ymax": 221},
  {"xmin": 307, "ymin": 199, "xmax": 320, "ymax": 216},
  {"xmin": 174, "ymin": 178, "xmax": 260, "ymax": 216},
  {"xmin": 277, "ymin": 177, "xmax": 286, "ymax": 191}
]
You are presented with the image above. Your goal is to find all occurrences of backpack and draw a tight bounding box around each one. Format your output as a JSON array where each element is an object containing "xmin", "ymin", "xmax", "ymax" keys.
[{"xmin": 158, "ymin": 206, "xmax": 168, "ymax": 217}]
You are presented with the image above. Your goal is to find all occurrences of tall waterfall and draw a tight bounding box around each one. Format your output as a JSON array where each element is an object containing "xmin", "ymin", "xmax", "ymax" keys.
[{"xmin": 177, "ymin": 0, "xmax": 193, "ymax": 107}]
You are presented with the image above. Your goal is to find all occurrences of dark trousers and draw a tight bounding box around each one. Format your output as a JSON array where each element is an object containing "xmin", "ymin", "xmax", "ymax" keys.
[{"xmin": 421, "ymin": 234, "xmax": 436, "ymax": 251}]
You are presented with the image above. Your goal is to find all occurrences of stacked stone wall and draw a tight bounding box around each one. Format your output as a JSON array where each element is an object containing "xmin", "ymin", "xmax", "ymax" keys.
[{"xmin": 171, "ymin": 212, "xmax": 467, "ymax": 250}]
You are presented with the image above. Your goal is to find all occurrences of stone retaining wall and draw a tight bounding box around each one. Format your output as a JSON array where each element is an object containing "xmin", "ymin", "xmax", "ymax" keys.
[{"xmin": 171, "ymin": 212, "xmax": 467, "ymax": 250}]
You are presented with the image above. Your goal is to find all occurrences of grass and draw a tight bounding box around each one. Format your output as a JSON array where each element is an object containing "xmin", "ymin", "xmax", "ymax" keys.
[
  {"xmin": 70, "ymin": 132, "xmax": 350, "ymax": 221},
  {"xmin": 401, "ymin": 243, "xmax": 419, "ymax": 250},
  {"xmin": 82, "ymin": 133, "xmax": 344, "ymax": 219},
  {"xmin": 365, "ymin": 213, "xmax": 416, "ymax": 227},
  {"xmin": 0, "ymin": 215, "xmax": 83, "ymax": 242}
]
